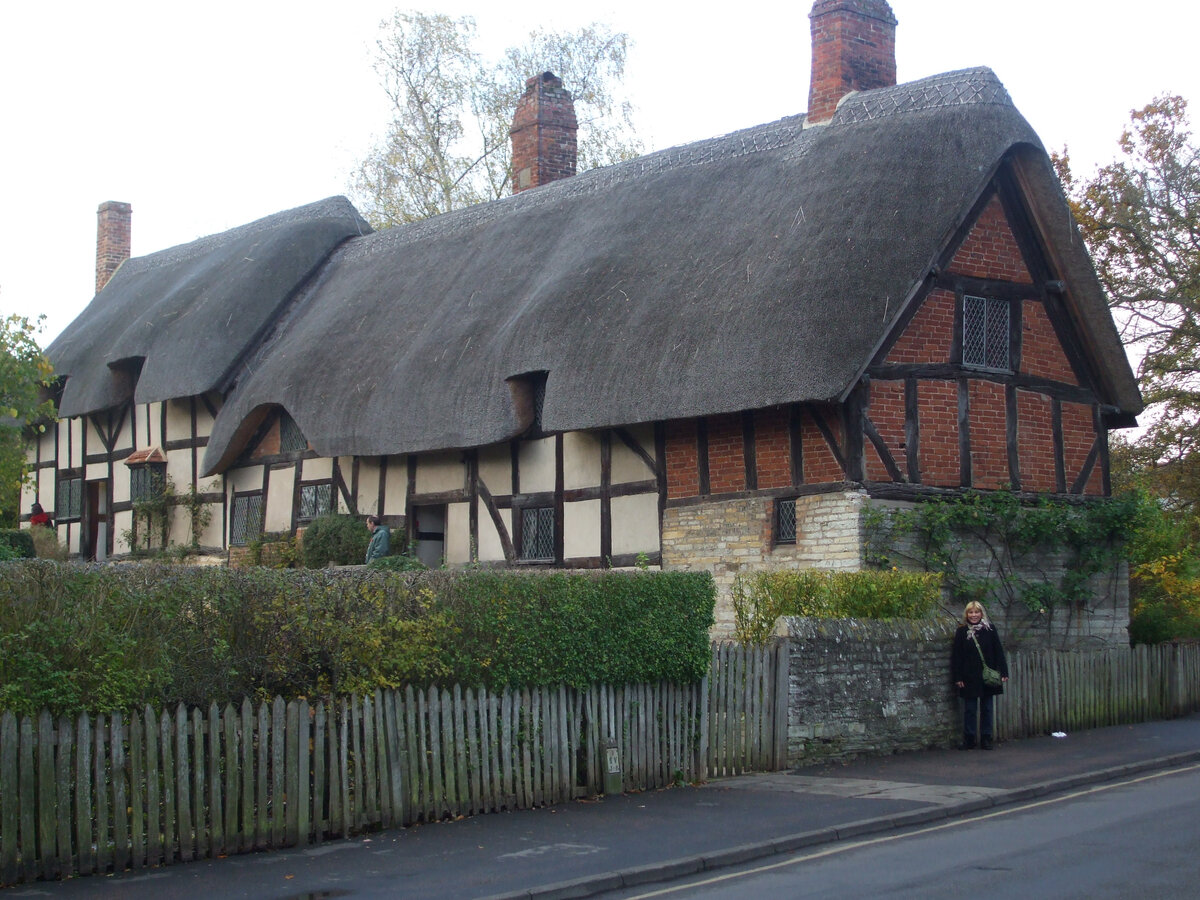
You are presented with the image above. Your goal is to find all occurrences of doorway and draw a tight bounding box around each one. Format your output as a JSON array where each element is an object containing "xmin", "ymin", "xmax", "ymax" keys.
[
  {"xmin": 85, "ymin": 480, "xmax": 108, "ymax": 561},
  {"xmin": 412, "ymin": 505, "xmax": 446, "ymax": 568}
]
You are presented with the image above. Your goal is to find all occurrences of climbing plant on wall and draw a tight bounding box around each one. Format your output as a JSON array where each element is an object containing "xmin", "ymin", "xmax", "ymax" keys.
[{"xmin": 862, "ymin": 490, "xmax": 1149, "ymax": 644}]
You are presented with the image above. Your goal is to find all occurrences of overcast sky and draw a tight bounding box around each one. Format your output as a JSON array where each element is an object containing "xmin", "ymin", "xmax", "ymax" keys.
[{"xmin": 2, "ymin": 0, "xmax": 1198, "ymax": 346}]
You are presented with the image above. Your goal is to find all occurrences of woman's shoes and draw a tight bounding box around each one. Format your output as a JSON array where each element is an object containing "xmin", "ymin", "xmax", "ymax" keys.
[{"xmin": 980, "ymin": 736, "xmax": 994, "ymax": 751}]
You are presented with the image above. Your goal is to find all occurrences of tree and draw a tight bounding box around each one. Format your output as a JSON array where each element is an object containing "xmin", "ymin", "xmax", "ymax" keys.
[
  {"xmin": 1056, "ymin": 96, "xmax": 1200, "ymax": 511},
  {"xmin": 351, "ymin": 12, "xmax": 640, "ymax": 229},
  {"xmin": 0, "ymin": 310, "xmax": 56, "ymax": 526}
]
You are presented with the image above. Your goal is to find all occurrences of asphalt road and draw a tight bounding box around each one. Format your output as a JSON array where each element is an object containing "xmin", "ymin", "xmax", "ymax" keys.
[{"xmin": 602, "ymin": 762, "xmax": 1200, "ymax": 899}]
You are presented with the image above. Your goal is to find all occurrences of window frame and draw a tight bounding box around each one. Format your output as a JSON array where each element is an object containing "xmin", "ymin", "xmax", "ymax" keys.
[
  {"xmin": 129, "ymin": 462, "xmax": 167, "ymax": 504},
  {"xmin": 296, "ymin": 480, "xmax": 333, "ymax": 525},
  {"xmin": 961, "ymin": 294, "xmax": 1012, "ymax": 372},
  {"xmin": 517, "ymin": 505, "xmax": 556, "ymax": 563},
  {"xmin": 58, "ymin": 475, "xmax": 83, "ymax": 522},
  {"xmin": 775, "ymin": 497, "xmax": 798, "ymax": 546},
  {"xmin": 229, "ymin": 491, "xmax": 265, "ymax": 547}
]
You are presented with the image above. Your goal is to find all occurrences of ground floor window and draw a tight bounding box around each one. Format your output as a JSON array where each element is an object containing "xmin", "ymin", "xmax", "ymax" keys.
[
  {"xmin": 519, "ymin": 506, "xmax": 555, "ymax": 561},
  {"xmin": 297, "ymin": 481, "xmax": 333, "ymax": 524},
  {"xmin": 776, "ymin": 497, "xmax": 797, "ymax": 545},
  {"xmin": 58, "ymin": 476, "xmax": 83, "ymax": 521},
  {"xmin": 230, "ymin": 492, "xmax": 264, "ymax": 546}
]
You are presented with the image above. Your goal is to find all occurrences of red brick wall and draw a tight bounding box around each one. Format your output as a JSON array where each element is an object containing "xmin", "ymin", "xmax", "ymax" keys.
[
  {"xmin": 967, "ymin": 381, "xmax": 1007, "ymax": 489},
  {"xmin": 917, "ymin": 381, "xmax": 960, "ymax": 486},
  {"xmin": 948, "ymin": 195, "xmax": 1031, "ymax": 282},
  {"xmin": 886, "ymin": 289, "xmax": 955, "ymax": 365},
  {"xmin": 1061, "ymin": 401, "xmax": 1102, "ymax": 495},
  {"xmin": 250, "ymin": 418, "xmax": 281, "ymax": 459},
  {"xmin": 866, "ymin": 380, "xmax": 906, "ymax": 480},
  {"xmin": 755, "ymin": 408, "xmax": 792, "ymax": 490},
  {"xmin": 665, "ymin": 420, "xmax": 699, "ymax": 500},
  {"xmin": 707, "ymin": 414, "xmax": 746, "ymax": 495},
  {"xmin": 96, "ymin": 201, "xmax": 132, "ymax": 294},
  {"xmin": 803, "ymin": 406, "xmax": 846, "ymax": 484},
  {"xmin": 807, "ymin": 0, "xmax": 897, "ymax": 122},
  {"xmin": 1021, "ymin": 300, "xmax": 1077, "ymax": 384},
  {"xmin": 1017, "ymin": 390, "xmax": 1056, "ymax": 492}
]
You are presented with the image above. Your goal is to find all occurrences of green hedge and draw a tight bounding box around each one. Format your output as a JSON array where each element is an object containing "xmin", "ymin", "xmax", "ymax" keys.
[
  {"xmin": 732, "ymin": 568, "xmax": 943, "ymax": 644},
  {"xmin": 300, "ymin": 514, "xmax": 370, "ymax": 567},
  {"xmin": 0, "ymin": 561, "xmax": 715, "ymax": 717},
  {"xmin": 0, "ymin": 529, "xmax": 35, "ymax": 560}
]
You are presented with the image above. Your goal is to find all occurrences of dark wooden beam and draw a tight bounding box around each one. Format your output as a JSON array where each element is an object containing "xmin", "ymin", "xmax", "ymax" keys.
[
  {"xmin": 958, "ymin": 378, "xmax": 972, "ymax": 487},
  {"xmin": 742, "ymin": 411, "xmax": 757, "ymax": 491},
  {"xmin": 863, "ymin": 415, "xmax": 905, "ymax": 483},
  {"xmin": 696, "ymin": 418, "xmax": 710, "ymax": 497},
  {"xmin": 1006, "ymin": 384, "xmax": 1021, "ymax": 491},
  {"xmin": 1052, "ymin": 398, "xmax": 1066, "ymax": 494},
  {"xmin": 905, "ymin": 376, "xmax": 921, "ymax": 484}
]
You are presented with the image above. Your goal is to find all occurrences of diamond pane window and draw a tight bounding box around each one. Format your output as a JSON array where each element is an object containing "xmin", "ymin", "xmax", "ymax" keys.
[
  {"xmin": 776, "ymin": 498, "xmax": 797, "ymax": 545},
  {"xmin": 963, "ymin": 295, "xmax": 1010, "ymax": 370},
  {"xmin": 298, "ymin": 482, "xmax": 332, "ymax": 523},
  {"xmin": 230, "ymin": 493, "xmax": 264, "ymax": 546},
  {"xmin": 130, "ymin": 464, "xmax": 166, "ymax": 503},
  {"xmin": 58, "ymin": 477, "xmax": 83, "ymax": 520},
  {"xmin": 279, "ymin": 413, "xmax": 308, "ymax": 453},
  {"xmin": 520, "ymin": 507, "xmax": 555, "ymax": 561}
]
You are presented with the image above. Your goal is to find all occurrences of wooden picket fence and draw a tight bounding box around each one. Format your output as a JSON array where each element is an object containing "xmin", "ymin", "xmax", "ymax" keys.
[
  {"xmin": 0, "ymin": 641, "xmax": 787, "ymax": 885},
  {"xmin": 996, "ymin": 642, "xmax": 1200, "ymax": 739}
]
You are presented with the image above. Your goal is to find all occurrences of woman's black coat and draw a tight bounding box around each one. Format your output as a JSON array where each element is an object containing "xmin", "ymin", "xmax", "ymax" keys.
[{"xmin": 950, "ymin": 624, "xmax": 1009, "ymax": 698}]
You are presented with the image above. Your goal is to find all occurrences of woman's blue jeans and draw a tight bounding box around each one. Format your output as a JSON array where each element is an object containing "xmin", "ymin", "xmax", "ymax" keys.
[{"xmin": 963, "ymin": 694, "xmax": 994, "ymax": 739}]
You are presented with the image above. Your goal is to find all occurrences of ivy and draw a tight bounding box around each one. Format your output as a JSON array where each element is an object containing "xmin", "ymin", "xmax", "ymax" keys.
[{"xmin": 863, "ymin": 491, "xmax": 1150, "ymax": 643}]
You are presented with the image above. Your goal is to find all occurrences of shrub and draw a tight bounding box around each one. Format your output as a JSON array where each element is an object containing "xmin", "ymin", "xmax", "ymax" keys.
[
  {"xmin": 300, "ymin": 514, "xmax": 370, "ymax": 567},
  {"xmin": 732, "ymin": 568, "xmax": 942, "ymax": 644},
  {"xmin": 368, "ymin": 553, "xmax": 427, "ymax": 572},
  {"xmin": 0, "ymin": 561, "xmax": 716, "ymax": 716},
  {"xmin": 29, "ymin": 525, "xmax": 68, "ymax": 560},
  {"xmin": 0, "ymin": 529, "xmax": 35, "ymax": 559}
]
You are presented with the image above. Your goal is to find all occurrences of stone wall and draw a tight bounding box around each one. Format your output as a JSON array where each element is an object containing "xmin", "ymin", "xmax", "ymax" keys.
[
  {"xmin": 661, "ymin": 489, "xmax": 867, "ymax": 634},
  {"xmin": 866, "ymin": 497, "xmax": 1130, "ymax": 649},
  {"xmin": 785, "ymin": 617, "xmax": 959, "ymax": 765}
]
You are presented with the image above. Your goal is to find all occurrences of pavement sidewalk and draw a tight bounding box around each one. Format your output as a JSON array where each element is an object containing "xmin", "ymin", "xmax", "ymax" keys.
[{"xmin": 27, "ymin": 714, "xmax": 1200, "ymax": 900}]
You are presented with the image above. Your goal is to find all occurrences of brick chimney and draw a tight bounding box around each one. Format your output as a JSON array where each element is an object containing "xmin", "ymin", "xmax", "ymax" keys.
[
  {"xmin": 96, "ymin": 200, "xmax": 132, "ymax": 293},
  {"xmin": 807, "ymin": 0, "xmax": 898, "ymax": 124},
  {"xmin": 510, "ymin": 72, "xmax": 578, "ymax": 194}
]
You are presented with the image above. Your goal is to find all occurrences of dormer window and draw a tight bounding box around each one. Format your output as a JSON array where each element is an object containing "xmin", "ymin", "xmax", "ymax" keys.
[{"xmin": 962, "ymin": 295, "xmax": 1010, "ymax": 371}]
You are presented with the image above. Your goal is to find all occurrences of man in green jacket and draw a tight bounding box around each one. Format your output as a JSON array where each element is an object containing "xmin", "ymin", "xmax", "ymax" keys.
[{"xmin": 365, "ymin": 515, "xmax": 390, "ymax": 564}]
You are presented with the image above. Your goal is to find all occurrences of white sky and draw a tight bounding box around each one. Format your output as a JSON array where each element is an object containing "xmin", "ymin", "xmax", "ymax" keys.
[{"xmin": 2, "ymin": 0, "xmax": 1198, "ymax": 347}]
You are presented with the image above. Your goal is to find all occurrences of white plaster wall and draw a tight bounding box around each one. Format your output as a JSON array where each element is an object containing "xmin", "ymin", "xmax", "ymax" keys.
[
  {"xmin": 478, "ymin": 507, "xmax": 511, "ymax": 562},
  {"xmin": 227, "ymin": 465, "xmax": 264, "ymax": 493},
  {"xmin": 85, "ymin": 417, "xmax": 106, "ymax": 456},
  {"xmin": 563, "ymin": 432, "xmax": 601, "ymax": 489},
  {"xmin": 445, "ymin": 502, "xmax": 471, "ymax": 564},
  {"xmin": 196, "ymin": 499, "xmax": 225, "ymax": 548},
  {"xmin": 612, "ymin": 425, "xmax": 656, "ymax": 483},
  {"xmin": 416, "ymin": 452, "xmax": 464, "ymax": 494},
  {"xmin": 167, "ymin": 448, "xmax": 194, "ymax": 488},
  {"xmin": 303, "ymin": 456, "xmax": 333, "ymax": 481},
  {"xmin": 165, "ymin": 400, "xmax": 191, "ymax": 443},
  {"xmin": 354, "ymin": 458, "xmax": 381, "ymax": 515},
  {"xmin": 564, "ymin": 499, "xmax": 601, "ymax": 560},
  {"xmin": 37, "ymin": 469, "xmax": 55, "ymax": 505},
  {"xmin": 194, "ymin": 400, "xmax": 215, "ymax": 438},
  {"xmin": 264, "ymin": 466, "xmax": 295, "ymax": 532},
  {"xmin": 383, "ymin": 456, "xmax": 407, "ymax": 515},
  {"xmin": 519, "ymin": 438, "xmax": 556, "ymax": 493},
  {"xmin": 611, "ymin": 492, "xmax": 661, "ymax": 556},
  {"xmin": 478, "ymin": 445, "xmax": 511, "ymax": 495},
  {"xmin": 113, "ymin": 466, "xmax": 131, "ymax": 504},
  {"xmin": 112, "ymin": 509, "xmax": 134, "ymax": 554},
  {"xmin": 145, "ymin": 402, "xmax": 163, "ymax": 448},
  {"xmin": 85, "ymin": 463, "xmax": 107, "ymax": 481},
  {"xmin": 38, "ymin": 429, "xmax": 55, "ymax": 463}
]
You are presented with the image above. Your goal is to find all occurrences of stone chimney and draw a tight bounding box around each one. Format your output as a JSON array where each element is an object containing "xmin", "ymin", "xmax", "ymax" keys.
[
  {"xmin": 807, "ymin": 0, "xmax": 898, "ymax": 124},
  {"xmin": 510, "ymin": 72, "xmax": 578, "ymax": 194},
  {"xmin": 95, "ymin": 200, "xmax": 132, "ymax": 293}
]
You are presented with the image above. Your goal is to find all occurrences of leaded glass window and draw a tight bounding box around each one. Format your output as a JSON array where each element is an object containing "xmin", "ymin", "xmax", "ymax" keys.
[
  {"xmin": 279, "ymin": 413, "xmax": 308, "ymax": 453},
  {"xmin": 129, "ymin": 464, "xmax": 166, "ymax": 503},
  {"xmin": 298, "ymin": 482, "xmax": 332, "ymax": 523},
  {"xmin": 520, "ymin": 506, "xmax": 555, "ymax": 562},
  {"xmin": 776, "ymin": 498, "xmax": 797, "ymax": 545},
  {"xmin": 963, "ymin": 295, "xmax": 1010, "ymax": 370},
  {"xmin": 58, "ymin": 477, "xmax": 83, "ymax": 520},
  {"xmin": 230, "ymin": 493, "xmax": 264, "ymax": 546}
]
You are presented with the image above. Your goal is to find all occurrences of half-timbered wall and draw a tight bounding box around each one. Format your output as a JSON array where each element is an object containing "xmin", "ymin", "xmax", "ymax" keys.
[
  {"xmin": 24, "ymin": 396, "xmax": 226, "ymax": 559},
  {"xmin": 865, "ymin": 189, "xmax": 1108, "ymax": 498}
]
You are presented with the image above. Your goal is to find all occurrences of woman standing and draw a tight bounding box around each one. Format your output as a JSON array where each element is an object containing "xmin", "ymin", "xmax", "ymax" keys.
[{"xmin": 950, "ymin": 601, "xmax": 1008, "ymax": 750}]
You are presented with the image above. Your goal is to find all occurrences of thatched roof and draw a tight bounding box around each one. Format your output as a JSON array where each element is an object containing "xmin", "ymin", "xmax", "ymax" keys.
[
  {"xmin": 45, "ymin": 69, "xmax": 1141, "ymax": 477},
  {"xmin": 48, "ymin": 197, "xmax": 370, "ymax": 417}
]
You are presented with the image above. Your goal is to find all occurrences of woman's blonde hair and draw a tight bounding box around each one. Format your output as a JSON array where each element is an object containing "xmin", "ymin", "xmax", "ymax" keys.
[{"xmin": 962, "ymin": 601, "xmax": 989, "ymax": 625}]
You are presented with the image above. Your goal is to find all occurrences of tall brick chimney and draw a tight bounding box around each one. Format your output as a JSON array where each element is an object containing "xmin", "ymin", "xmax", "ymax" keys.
[
  {"xmin": 510, "ymin": 72, "xmax": 578, "ymax": 194},
  {"xmin": 95, "ymin": 200, "xmax": 132, "ymax": 293},
  {"xmin": 807, "ymin": 0, "xmax": 898, "ymax": 124}
]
